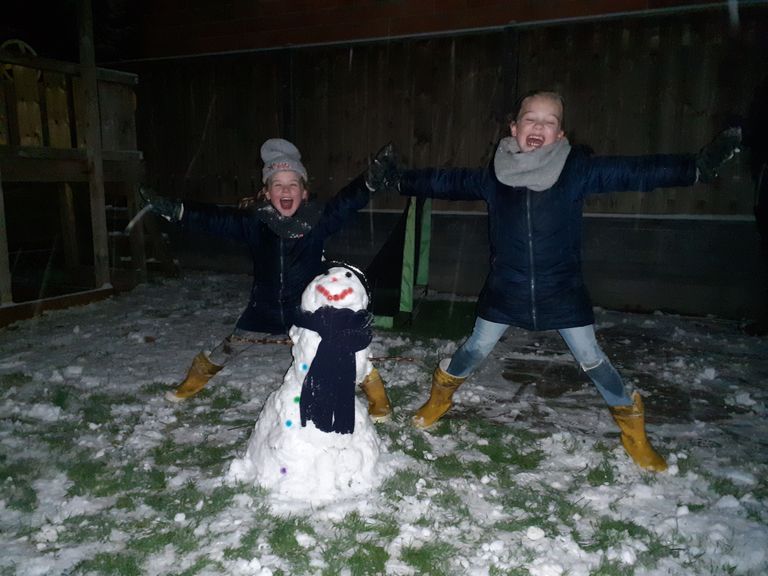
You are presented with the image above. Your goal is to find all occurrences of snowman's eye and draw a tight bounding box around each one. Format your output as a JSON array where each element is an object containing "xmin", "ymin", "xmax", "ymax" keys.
[{"xmin": 345, "ymin": 272, "xmax": 352, "ymax": 278}]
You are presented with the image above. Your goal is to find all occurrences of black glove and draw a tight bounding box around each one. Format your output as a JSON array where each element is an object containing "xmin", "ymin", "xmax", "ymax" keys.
[
  {"xmin": 139, "ymin": 187, "xmax": 183, "ymax": 222},
  {"xmin": 365, "ymin": 143, "xmax": 401, "ymax": 193},
  {"xmin": 696, "ymin": 126, "xmax": 742, "ymax": 183}
]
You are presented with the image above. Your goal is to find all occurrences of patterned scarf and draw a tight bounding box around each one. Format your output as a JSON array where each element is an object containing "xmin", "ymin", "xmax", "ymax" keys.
[{"xmin": 252, "ymin": 201, "xmax": 322, "ymax": 239}]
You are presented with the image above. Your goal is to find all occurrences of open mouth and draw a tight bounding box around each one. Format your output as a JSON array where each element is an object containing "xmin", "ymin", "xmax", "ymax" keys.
[
  {"xmin": 279, "ymin": 198, "xmax": 294, "ymax": 211},
  {"xmin": 526, "ymin": 135, "xmax": 545, "ymax": 149},
  {"xmin": 316, "ymin": 285, "xmax": 354, "ymax": 302}
]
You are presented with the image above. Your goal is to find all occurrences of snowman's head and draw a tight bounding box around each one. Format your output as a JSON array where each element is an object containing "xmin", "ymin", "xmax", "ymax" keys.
[{"xmin": 301, "ymin": 264, "xmax": 369, "ymax": 313}]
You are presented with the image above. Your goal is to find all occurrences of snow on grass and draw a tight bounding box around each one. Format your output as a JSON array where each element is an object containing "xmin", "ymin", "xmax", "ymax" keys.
[{"xmin": 0, "ymin": 271, "xmax": 766, "ymax": 575}]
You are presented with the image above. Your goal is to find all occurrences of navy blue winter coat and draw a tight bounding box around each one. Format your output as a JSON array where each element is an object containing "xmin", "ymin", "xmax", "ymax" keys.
[
  {"xmin": 400, "ymin": 146, "xmax": 697, "ymax": 331},
  {"xmin": 181, "ymin": 175, "xmax": 371, "ymax": 334}
]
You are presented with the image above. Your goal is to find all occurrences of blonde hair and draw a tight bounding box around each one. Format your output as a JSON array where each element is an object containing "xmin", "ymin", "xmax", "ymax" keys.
[{"xmin": 513, "ymin": 90, "xmax": 565, "ymax": 127}]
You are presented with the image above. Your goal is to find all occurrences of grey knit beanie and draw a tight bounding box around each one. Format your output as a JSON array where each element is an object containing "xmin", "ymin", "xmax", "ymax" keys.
[{"xmin": 261, "ymin": 138, "xmax": 308, "ymax": 183}]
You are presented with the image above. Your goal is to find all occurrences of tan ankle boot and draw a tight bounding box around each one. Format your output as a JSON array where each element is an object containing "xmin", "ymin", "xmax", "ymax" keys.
[
  {"xmin": 610, "ymin": 392, "xmax": 667, "ymax": 472},
  {"xmin": 359, "ymin": 367, "xmax": 392, "ymax": 422},
  {"xmin": 166, "ymin": 353, "xmax": 223, "ymax": 402},
  {"xmin": 412, "ymin": 360, "xmax": 467, "ymax": 429}
]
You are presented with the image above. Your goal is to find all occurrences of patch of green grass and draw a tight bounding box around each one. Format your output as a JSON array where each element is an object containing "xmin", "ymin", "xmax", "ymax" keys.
[
  {"xmin": 401, "ymin": 541, "xmax": 456, "ymax": 575},
  {"xmin": 29, "ymin": 419, "xmax": 83, "ymax": 451},
  {"xmin": 50, "ymin": 384, "xmax": 74, "ymax": 409},
  {"xmin": 60, "ymin": 514, "xmax": 120, "ymax": 545},
  {"xmin": 432, "ymin": 454, "xmax": 464, "ymax": 477},
  {"xmin": 495, "ymin": 485, "xmax": 584, "ymax": 533},
  {"xmin": 381, "ymin": 468, "xmax": 423, "ymax": 498},
  {"xmin": 477, "ymin": 443, "xmax": 544, "ymax": 471},
  {"xmin": 65, "ymin": 452, "xmax": 110, "ymax": 496},
  {"xmin": 454, "ymin": 421, "xmax": 545, "ymax": 471},
  {"xmin": 673, "ymin": 454, "xmax": 697, "ymax": 476},
  {"xmin": 0, "ymin": 458, "xmax": 38, "ymax": 512},
  {"xmin": 223, "ymin": 526, "xmax": 264, "ymax": 561},
  {"xmin": 489, "ymin": 566, "xmax": 529, "ymax": 576},
  {"xmin": 708, "ymin": 476, "xmax": 742, "ymax": 498},
  {"xmin": 140, "ymin": 381, "xmax": 172, "ymax": 395},
  {"xmin": 586, "ymin": 458, "xmax": 616, "ymax": 486},
  {"xmin": 267, "ymin": 515, "xmax": 315, "ymax": 558},
  {"xmin": 580, "ymin": 517, "xmax": 651, "ymax": 552},
  {"xmin": 318, "ymin": 512, "xmax": 402, "ymax": 575},
  {"xmin": 67, "ymin": 458, "xmax": 168, "ymax": 499},
  {"xmin": 175, "ymin": 557, "xmax": 222, "ymax": 576},
  {"xmin": 142, "ymin": 480, "xmax": 206, "ymax": 520},
  {"xmin": 590, "ymin": 559, "xmax": 628, "ymax": 575},
  {"xmin": 369, "ymin": 513, "xmax": 401, "ymax": 540},
  {"xmin": 0, "ymin": 372, "xmax": 32, "ymax": 390},
  {"xmin": 149, "ymin": 438, "xmax": 235, "ymax": 470},
  {"xmin": 81, "ymin": 393, "xmax": 136, "ymax": 424},
  {"xmin": 752, "ymin": 476, "xmax": 768, "ymax": 500},
  {"xmin": 343, "ymin": 544, "xmax": 389, "ymax": 576},
  {"xmin": 73, "ymin": 552, "xmax": 141, "ymax": 576},
  {"xmin": 432, "ymin": 488, "xmax": 470, "ymax": 519},
  {"xmin": 210, "ymin": 387, "xmax": 244, "ymax": 410},
  {"xmin": 128, "ymin": 521, "xmax": 199, "ymax": 556},
  {"xmin": 398, "ymin": 432, "xmax": 433, "ymax": 460}
]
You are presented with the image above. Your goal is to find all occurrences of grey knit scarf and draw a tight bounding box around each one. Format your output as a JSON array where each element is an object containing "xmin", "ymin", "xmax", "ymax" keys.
[{"xmin": 493, "ymin": 136, "xmax": 572, "ymax": 191}]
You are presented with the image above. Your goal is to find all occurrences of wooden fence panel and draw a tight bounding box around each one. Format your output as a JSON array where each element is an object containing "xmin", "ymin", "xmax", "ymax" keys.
[
  {"xmin": 43, "ymin": 71, "xmax": 71, "ymax": 148},
  {"xmin": 128, "ymin": 7, "xmax": 767, "ymax": 216},
  {"xmin": 0, "ymin": 80, "xmax": 8, "ymax": 146},
  {"xmin": 13, "ymin": 66, "xmax": 43, "ymax": 147}
]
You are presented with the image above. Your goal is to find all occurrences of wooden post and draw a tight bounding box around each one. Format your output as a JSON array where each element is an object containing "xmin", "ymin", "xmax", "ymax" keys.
[
  {"xmin": 78, "ymin": 0, "xmax": 110, "ymax": 288},
  {"xmin": 58, "ymin": 183, "xmax": 80, "ymax": 269},
  {"xmin": 0, "ymin": 169, "xmax": 13, "ymax": 304}
]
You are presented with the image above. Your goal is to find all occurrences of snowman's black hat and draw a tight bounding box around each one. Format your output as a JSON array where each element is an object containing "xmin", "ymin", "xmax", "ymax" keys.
[{"xmin": 322, "ymin": 260, "xmax": 371, "ymax": 301}]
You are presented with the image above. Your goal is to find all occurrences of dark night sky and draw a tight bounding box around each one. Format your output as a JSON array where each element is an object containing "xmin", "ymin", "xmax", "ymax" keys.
[{"xmin": 2, "ymin": 0, "xmax": 144, "ymax": 63}]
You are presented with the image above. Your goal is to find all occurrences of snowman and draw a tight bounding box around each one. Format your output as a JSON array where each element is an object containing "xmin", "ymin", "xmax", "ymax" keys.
[{"xmin": 228, "ymin": 264, "xmax": 382, "ymax": 502}]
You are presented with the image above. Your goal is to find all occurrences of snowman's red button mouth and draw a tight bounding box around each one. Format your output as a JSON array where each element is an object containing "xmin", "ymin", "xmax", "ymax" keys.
[{"xmin": 316, "ymin": 285, "xmax": 353, "ymax": 301}]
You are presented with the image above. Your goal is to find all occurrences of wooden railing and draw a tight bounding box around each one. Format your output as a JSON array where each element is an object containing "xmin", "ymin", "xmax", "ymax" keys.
[{"xmin": 0, "ymin": 51, "xmax": 148, "ymax": 319}]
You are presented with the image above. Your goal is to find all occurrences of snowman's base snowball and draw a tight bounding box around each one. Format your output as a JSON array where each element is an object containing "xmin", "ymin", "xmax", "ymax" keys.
[{"xmin": 227, "ymin": 384, "xmax": 382, "ymax": 503}]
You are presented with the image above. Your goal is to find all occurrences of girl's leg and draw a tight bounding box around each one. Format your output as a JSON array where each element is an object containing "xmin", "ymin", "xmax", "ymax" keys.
[
  {"xmin": 208, "ymin": 329, "xmax": 266, "ymax": 366},
  {"xmin": 413, "ymin": 317, "xmax": 508, "ymax": 429},
  {"xmin": 558, "ymin": 325, "xmax": 632, "ymax": 406},
  {"xmin": 447, "ymin": 317, "xmax": 510, "ymax": 378}
]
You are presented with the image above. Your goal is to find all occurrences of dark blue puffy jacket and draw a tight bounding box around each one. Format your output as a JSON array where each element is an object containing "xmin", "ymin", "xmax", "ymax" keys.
[
  {"xmin": 181, "ymin": 175, "xmax": 371, "ymax": 334},
  {"xmin": 401, "ymin": 146, "xmax": 697, "ymax": 331}
]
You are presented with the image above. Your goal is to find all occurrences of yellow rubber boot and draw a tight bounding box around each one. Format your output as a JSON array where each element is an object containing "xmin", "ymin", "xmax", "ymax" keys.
[
  {"xmin": 412, "ymin": 359, "xmax": 467, "ymax": 429},
  {"xmin": 359, "ymin": 367, "xmax": 392, "ymax": 422},
  {"xmin": 609, "ymin": 392, "xmax": 668, "ymax": 472},
  {"xmin": 166, "ymin": 352, "xmax": 223, "ymax": 402}
]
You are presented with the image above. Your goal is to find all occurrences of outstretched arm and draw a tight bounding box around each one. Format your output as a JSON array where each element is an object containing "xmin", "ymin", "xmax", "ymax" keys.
[
  {"xmin": 583, "ymin": 127, "xmax": 742, "ymax": 196},
  {"xmin": 181, "ymin": 202, "xmax": 258, "ymax": 244},
  {"xmin": 400, "ymin": 167, "xmax": 489, "ymax": 201},
  {"xmin": 582, "ymin": 154, "xmax": 698, "ymax": 195},
  {"xmin": 139, "ymin": 187, "xmax": 257, "ymax": 244},
  {"xmin": 314, "ymin": 143, "xmax": 402, "ymax": 238}
]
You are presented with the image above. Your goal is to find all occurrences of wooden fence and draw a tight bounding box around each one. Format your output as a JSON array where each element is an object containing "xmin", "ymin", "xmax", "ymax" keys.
[{"xmin": 127, "ymin": 7, "xmax": 766, "ymax": 215}]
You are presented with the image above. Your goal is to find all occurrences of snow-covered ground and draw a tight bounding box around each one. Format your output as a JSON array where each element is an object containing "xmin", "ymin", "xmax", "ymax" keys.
[{"xmin": 1, "ymin": 271, "xmax": 766, "ymax": 576}]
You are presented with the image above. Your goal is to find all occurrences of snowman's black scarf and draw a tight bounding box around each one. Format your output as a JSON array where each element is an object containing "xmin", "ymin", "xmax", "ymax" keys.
[{"xmin": 295, "ymin": 306, "xmax": 373, "ymax": 434}]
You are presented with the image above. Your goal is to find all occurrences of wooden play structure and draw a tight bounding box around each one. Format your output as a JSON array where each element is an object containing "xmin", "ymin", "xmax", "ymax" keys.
[{"xmin": 0, "ymin": 3, "xmax": 168, "ymax": 327}]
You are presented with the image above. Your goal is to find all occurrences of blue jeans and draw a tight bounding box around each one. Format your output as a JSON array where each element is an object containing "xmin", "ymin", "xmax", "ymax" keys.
[{"xmin": 446, "ymin": 317, "xmax": 632, "ymax": 406}]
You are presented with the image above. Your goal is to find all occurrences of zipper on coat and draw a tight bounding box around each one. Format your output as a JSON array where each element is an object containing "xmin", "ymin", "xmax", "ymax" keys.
[
  {"xmin": 278, "ymin": 239, "xmax": 285, "ymax": 328},
  {"xmin": 526, "ymin": 190, "xmax": 537, "ymax": 330}
]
